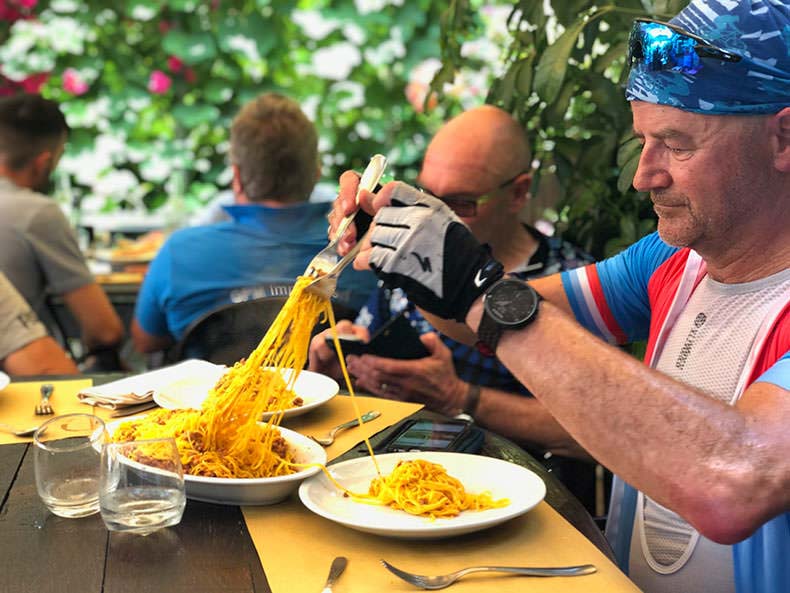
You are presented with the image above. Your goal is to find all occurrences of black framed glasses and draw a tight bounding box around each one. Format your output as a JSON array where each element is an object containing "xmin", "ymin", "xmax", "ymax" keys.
[
  {"xmin": 628, "ymin": 18, "xmax": 741, "ymax": 75},
  {"xmin": 417, "ymin": 172, "xmax": 524, "ymax": 217}
]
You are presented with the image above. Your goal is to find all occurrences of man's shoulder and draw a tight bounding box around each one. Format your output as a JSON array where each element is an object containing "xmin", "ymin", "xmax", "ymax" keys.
[{"xmin": 0, "ymin": 182, "xmax": 63, "ymax": 221}]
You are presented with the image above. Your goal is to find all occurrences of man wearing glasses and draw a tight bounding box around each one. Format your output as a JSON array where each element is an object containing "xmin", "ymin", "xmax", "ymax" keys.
[
  {"xmin": 310, "ymin": 104, "xmax": 597, "ymax": 509},
  {"xmin": 329, "ymin": 1, "xmax": 790, "ymax": 592}
]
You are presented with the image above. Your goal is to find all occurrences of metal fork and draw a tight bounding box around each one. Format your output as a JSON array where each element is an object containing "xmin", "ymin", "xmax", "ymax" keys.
[
  {"xmin": 35, "ymin": 383, "xmax": 54, "ymax": 415},
  {"xmin": 309, "ymin": 410, "xmax": 381, "ymax": 446},
  {"xmin": 304, "ymin": 154, "xmax": 387, "ymax": 299},
  {"xmin": 380, "ymin": 559, "xmax": 597, "ymax": 590}
]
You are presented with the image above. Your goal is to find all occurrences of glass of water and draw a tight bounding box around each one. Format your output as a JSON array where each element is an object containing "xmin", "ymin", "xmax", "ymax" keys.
[
  {"xmin": 34, "ymin": 414, "xmax": 108, "ymax": 518},
  {"xmin": 99, "ymin": 437, "xmax": 186, "ymax": 536}
]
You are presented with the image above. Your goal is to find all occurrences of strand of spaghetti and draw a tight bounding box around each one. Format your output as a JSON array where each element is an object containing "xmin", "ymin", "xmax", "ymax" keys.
[{"xmin": 326, "ymin": 304, "xmax": 381, "ymax": 477}]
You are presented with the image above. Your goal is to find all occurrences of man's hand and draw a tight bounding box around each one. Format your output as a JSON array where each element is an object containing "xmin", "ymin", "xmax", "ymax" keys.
[
  {"xmin": 345, "ymin": 332, "xmax": 468, "ymax": 416},
  {"xmin": 308, "ymin": 320, "xmax": 370, "ymax": 379},
  {"xmin": 365, "ymin": 182, "xmax": 504, "ymax": 321}
]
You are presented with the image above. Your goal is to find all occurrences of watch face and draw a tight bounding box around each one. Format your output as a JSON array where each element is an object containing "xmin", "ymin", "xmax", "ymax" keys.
[{"xmin": 484, "ymin": 279, "xmax": 539, "ymax": 326}]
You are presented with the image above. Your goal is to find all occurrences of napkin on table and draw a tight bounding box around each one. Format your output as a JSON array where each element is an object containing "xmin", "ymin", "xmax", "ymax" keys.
[{"xmin": 77, "ymin": 359, "xmax": 226, "ymax": 413}]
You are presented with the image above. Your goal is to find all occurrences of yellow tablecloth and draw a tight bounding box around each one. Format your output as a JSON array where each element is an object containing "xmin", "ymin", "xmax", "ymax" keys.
[
  {"xmin": 281, "ymin": 394, "xmax": 422, "ymax": 461},
  {"xmin": 0, "ymin": 379, "xmax": 122, "ymax": 444},
  {"xmin": 244, "ymin": 395, "xmax": 640, "ymax": 593},
  {"xmin": 244, "ymin": 497, "xmax": 640, "ymax": 593}
]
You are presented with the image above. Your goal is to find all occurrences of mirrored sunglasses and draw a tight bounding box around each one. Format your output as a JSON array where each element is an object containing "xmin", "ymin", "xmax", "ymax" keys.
[{"xmin": 628, "ymin": 18, "xmax": 741, "ymax": 75}]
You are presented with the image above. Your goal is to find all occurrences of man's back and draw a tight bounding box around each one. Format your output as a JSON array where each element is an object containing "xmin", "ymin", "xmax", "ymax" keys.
[
  {"xmin": 134, "ymin": 201, "xmax": 377, "ymax": 341},
  {"xmin": 0, "ymin": 177, "xmax": 93, "ymax": 314}
]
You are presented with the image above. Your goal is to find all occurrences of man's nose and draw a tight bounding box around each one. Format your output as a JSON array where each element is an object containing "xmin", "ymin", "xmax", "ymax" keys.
[{"xmin": 632, "ymin": 145, "xmax": 671, "ymax": 193}]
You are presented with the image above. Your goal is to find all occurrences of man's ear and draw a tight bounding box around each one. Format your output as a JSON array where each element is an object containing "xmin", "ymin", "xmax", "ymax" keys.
[
  {"xmin": 771, "ymin": 107, "xmax": 790, "ymax": 172},
  {"xmin": 231, "ymin": 164, "xmax": 247, "ymax": 202},
  {"xmin": 508, "ymin": 172, "xmax": 532, "ymax": 212}
]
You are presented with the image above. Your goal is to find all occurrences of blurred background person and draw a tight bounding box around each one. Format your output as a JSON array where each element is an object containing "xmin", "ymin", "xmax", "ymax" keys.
[
  {"xmin": 0, "ymin": 271, "xmax": 79, "ymax": 376},
  {"xmin": 310, "ymin": 105, "xmax": 600, "ymax": 511},
  {"xmin": 0, "ymin": 93, "xmax": 124, "ymax": 367},
  {"xmin": 132, "ymin": 92, "xmax": 376, "ymax": 355}
]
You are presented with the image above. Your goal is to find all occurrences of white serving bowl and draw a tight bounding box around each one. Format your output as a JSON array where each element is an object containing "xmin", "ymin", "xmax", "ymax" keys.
[{"xmin": 106, "ymin": 419, "xmax": 326, "ymax": 506}]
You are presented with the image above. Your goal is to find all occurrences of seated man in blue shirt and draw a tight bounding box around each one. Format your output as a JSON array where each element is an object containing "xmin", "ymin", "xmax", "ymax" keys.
[{"xmin": 132, "ymin": 93, "xmax": 375, "ymax": 354}]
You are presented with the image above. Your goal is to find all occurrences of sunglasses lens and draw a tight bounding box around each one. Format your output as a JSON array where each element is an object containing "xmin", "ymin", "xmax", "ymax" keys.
[
  {"xmin": 629, "ymin": 22, "xmax": 702, "ymax": 75},
  {"xmin": 442, "ymin": 198, "xmax": 475, "ymax": 217}
]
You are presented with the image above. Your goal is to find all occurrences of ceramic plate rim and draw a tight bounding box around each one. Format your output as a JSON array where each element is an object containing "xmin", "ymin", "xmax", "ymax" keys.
[
  {"xmin": 105, "ymin": 419, "xmax": 327, "ymax": 504},
  {"xmin": 153, "ymin": 367, "xmax": 339, "ymax": 420},
  {"xmin": 298, "ymin": 451, "xmax": 545, "ymax": 539},
  {"xmin": 0, "ymin": 371, "xmax": 9, "ymax": 392}
]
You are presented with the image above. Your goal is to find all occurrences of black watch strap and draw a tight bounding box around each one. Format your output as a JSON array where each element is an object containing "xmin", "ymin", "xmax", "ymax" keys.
[
  {"xmin": 475, "ymin": 312, "xmax": 502, "ymax": 357},
  {"xmin": 475, "ymin": 280, "xmax": 542, "ymax": 356}
]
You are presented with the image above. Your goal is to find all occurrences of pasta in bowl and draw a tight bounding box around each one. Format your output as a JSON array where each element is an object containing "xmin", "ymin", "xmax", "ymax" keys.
[{"xmin": 106, "ymin": 414, "xmax": 326, "ymax": 505}]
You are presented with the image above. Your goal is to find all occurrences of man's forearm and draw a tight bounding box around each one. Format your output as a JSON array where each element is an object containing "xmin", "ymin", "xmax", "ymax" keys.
[
  {"xmin": 471, "ymin": 384, "xmax": 593, "ymax": 460},
  {"xmin": 465, "ymin": 297, "xmax": 789, "ymax": 542}
]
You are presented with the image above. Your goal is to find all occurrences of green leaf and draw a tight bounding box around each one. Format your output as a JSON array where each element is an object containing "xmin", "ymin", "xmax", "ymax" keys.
[
  {"xmin": 617, "ymin": 151, "xmax": 640, "ymax": 193},
  {"xmin": 162, "ymin": 31, "xmax": 218, "ymax": 65},
  {"xmin": 533, "ymin": 16, "xmax": 587, "ymax": 103},
  {"xmin": 172, "ymin": 104, "xmax": 221, "ymax": 128}
]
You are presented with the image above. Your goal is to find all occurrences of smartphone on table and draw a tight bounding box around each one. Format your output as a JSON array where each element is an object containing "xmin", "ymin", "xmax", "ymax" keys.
[{"xmin": 374, "ymin": 418, "xmax": 485, "ymax": 454}]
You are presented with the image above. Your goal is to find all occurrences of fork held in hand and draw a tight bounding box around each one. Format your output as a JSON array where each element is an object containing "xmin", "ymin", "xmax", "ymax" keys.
[
  {"xmin": 35, "ymin": 383, "xmax": 54, "ymax": 415},
  {"xmin": 380, "ymin": 559, "xmax": 597, "ymax": 590}
]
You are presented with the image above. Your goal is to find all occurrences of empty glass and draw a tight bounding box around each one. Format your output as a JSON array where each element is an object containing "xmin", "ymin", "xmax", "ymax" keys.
[
  {"xmin": 99, "ymin": 437, "xmax": 186, "ymax": 536},
  {"xmin": 33, "ymin": 414, "xmax": 108, "ymax": 518}
]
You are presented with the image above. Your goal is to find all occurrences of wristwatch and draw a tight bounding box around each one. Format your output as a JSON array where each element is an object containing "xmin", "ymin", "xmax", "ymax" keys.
[{"xmin": 476, "ymin": 278, "xmax": 542, "ymax": 355}]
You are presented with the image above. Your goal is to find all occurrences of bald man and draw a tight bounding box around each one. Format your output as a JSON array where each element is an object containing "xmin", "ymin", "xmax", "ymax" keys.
[{"xmin": 309, "ymin": 105, "xmax": 597, "ymax": 506}]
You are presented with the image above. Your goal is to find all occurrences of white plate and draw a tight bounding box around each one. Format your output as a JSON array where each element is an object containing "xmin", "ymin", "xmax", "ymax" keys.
[
  {"xmin": 154, "ymin": 367, "xmax": 339, "ymax": 421},
  {"xmin": 298, "ymin": 451, "xmax": 546, "ymax": 539},
  {"xmin": 106, "ymin": 419, "xmax": 326, "ymax": 506},
  {"xmin": 0, "ymin": 371, "xmax": 9, "ymax": 392}
]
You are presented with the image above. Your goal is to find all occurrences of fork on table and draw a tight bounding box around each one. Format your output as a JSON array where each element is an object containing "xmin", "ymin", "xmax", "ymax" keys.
[
  {"xmin": 35, "ymin": 383, "xmax": 54, "ymax": 415},
  {"xmin": 380, "ymin": 559, "xmax": 597, "ymax": 590}
]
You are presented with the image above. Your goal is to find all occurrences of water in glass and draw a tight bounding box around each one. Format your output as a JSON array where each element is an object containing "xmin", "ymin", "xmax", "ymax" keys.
[
  {"xmin": 34, "ymin": 414, "xmax": 108, "ymax": 518},
  {"xmin": 100, "ymin": 437, "xmax": 185, "ymax": 536}
]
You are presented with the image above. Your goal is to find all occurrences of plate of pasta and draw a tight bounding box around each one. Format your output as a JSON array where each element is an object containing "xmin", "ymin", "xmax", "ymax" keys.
[
  {"xmin": 298, "ymin": 451, "xmax": 546, "ymax": 539},
  {"xmin": 153, "ymin": 367, "xmax": 340, "ymax": 420},
  {"xmin": 105, "ymin": 414, "xmax": 327, "ymax": 506}
]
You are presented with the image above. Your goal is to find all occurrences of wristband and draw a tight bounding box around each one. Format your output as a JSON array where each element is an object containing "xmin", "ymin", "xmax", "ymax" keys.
[{"xmin": 462, "ymin": 383, "xmax": 481, "ymax": 416}]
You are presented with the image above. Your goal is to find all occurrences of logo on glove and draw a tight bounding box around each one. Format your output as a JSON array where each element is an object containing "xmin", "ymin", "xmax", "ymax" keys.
[{"xmin": 411, "ymin": 252, "xmax": 432, "ymax": 273}]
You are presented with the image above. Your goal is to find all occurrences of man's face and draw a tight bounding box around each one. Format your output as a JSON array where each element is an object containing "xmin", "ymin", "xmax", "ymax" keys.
[
  {"xmin": 417, "ymin": 153, "xmax": 519, "ymax": 245},
  {"xmin": 631, "ymin": 101, "xmax": 769, "ymax": 253}
]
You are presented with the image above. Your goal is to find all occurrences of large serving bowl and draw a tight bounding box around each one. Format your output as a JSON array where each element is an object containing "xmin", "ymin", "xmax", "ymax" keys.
[{"xmin": 106, "ymin": 419, "xmax": 326, "ymax": 506}]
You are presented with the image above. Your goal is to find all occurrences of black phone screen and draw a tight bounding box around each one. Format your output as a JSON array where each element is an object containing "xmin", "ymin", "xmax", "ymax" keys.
[{"xmin": 380, "ymin": 420, "xmax": 483, "ymax": 451}]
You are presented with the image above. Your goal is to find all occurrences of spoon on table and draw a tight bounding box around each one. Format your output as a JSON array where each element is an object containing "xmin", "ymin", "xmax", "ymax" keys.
[
  {"xmin": 0, "ymin": 422, "xmax": 44, "ymax": 437},
  {"xmin": 310, "ymin": 410, "xmax": 381, "ymax": 446}
]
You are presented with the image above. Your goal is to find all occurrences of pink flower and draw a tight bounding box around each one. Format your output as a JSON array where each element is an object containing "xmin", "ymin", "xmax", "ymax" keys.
[
  {"xmin": 147, "ymin": 70, "xmax": 172, "ymax": 94},
  {"xmin": 158, "ymin": 20, "xmax": 171, "ymax": 34},
  {"xmin": 21, "ymin": 72, "xmax": 49, "ymax": 93},
  {"xmin": 167, "ymin": 56, "xmax": 183, "ymax": 74},
  {"xmin": 183, "ymin": 67, "xmax": 197, "ymax": 84},
  {"xmin": 18, "ymin": 0, "xmax": 38, "ymax": 8},
  {"xmin": 62, "ymin": 68, "xmax": 89, "ymax": 95}
]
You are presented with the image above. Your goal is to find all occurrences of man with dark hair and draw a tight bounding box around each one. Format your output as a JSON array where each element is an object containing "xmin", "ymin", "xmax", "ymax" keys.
[
  {"xmin": 0, "ymin": 271, "xmax": 78, "ymax": 376},
  {"xmin": 132, "ymin": 92, "xmax": 375, "ymax": 354},
  {"xmin": 331, "ymin": 2, "xmax": 790, "ymax": 591},
  {"xmin": 0, "ymin": 93, "xmax": 124, "ymax": 361}
]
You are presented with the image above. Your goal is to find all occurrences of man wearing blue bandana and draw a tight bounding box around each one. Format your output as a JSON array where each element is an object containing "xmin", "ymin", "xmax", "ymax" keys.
[{"xmin": 328, "ymin": 1, "xmax": 790, "ymax": 592}]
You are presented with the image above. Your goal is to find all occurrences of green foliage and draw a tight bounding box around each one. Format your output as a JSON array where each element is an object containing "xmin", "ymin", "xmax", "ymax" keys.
[
  {"xmin": 0, "ymin": 0, "xmax": 462, "ymax": 217},
  {"xmin": 434, "ymin": 0, "xmax": 689, "ymax": 259}
]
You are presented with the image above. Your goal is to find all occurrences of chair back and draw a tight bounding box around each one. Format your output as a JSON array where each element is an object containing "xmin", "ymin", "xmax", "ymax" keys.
[{"xmin": 169, "ymin": 296, "xmax": 357, "ymax": 366}]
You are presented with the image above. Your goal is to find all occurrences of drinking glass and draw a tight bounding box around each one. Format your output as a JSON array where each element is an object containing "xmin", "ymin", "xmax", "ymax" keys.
[
  {"xmin": 99, "ymin": 437, "xmax": 186, "ymax": 536},
  {"xmin": 33, "ymin": 414, "xmax": 108, "ymax": 518}
]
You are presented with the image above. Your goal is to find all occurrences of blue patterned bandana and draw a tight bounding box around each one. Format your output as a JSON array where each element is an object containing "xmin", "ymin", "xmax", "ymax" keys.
[{"xmin": 627, "ymin": 0, "xmax": 790, "ymax": 114}]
